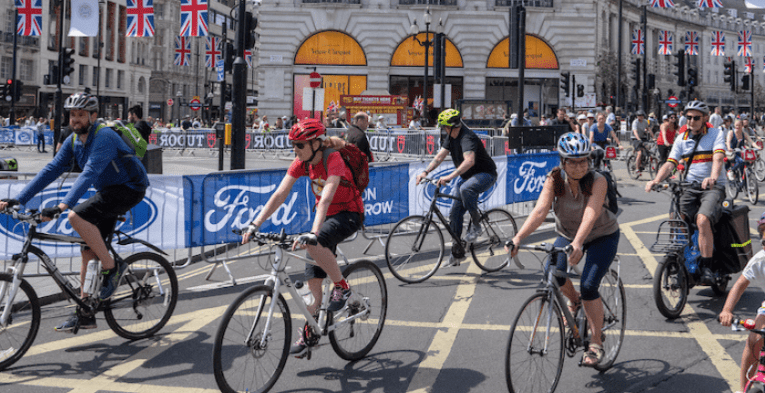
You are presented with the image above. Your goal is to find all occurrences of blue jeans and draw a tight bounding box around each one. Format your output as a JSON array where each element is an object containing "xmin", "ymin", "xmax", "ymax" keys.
[
  {"xmin": 36, "ymin": 133, "xmax": 45, "ymax": 152},
  {"xmin": 547, "ymin": 230, "xmax": 620, "ymax": 301},
  {"xmin": 449, "ymin": 172, "xmax": 496, "ymax": 253}
]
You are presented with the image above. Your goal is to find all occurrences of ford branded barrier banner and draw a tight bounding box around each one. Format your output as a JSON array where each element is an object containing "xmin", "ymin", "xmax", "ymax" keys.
[
  {"xmin": 0, "ymin": 176, "xmax": 185, "ymax": 259},
  {"xmin": 1, "ymin": 126, "xmax": 54, "ymax": 146},
  {"xmin": 0, "ymin": 153, "xmax": 557, "ymax": 257}
]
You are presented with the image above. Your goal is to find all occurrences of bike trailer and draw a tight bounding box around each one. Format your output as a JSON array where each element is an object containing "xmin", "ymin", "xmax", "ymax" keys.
[{"xmin": 713, "ymin": 204, "xmax": 752, "ymax": 274}]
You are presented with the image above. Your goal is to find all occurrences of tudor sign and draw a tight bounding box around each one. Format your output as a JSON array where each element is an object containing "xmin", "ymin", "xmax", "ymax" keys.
[{"xmin": 309, "ymin": 72, "xmax": 322, "ymax": 88}]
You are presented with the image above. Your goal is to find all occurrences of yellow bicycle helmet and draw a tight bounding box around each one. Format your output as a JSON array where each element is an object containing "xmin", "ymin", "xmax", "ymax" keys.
[{"xmin": 438, "ymin": 109, "xmax": 461, "ymax": 127}]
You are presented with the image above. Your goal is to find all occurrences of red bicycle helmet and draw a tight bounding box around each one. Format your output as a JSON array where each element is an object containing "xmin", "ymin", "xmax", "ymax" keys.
[{"xmin": 289, "ymin": 119, "xmax": 326, "ymax": 141}]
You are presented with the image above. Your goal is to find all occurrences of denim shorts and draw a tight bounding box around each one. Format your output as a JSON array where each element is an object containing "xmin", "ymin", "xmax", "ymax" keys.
[{"xmin": 304, "ymin": 211, "xmax": 362, "ymax": 280}]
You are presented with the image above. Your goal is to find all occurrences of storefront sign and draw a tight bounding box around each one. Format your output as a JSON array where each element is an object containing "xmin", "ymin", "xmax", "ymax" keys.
[
  {"xmin": 340, "ymin": 95, "xmax": 409, "ymax": 126},
  {"xmin": 487, "ymin": 35, "xmax": 559, "ymax": 69},
  {"xmin": 295, "ymin": 31, "xmax": 367, "ymax": 66},
  {"xmin": 391, "ymin": 33, "xmax": 463, "ymax": 67}
]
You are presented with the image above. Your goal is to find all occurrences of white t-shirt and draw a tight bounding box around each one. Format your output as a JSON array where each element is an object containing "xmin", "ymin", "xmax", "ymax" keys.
[
  {"xmin": 709, "ymin": 113, "xmax": 723, "ymax": 128},
  {"xmin": 743, "ymin": 249, "xmax": 765, "ymax": 287},
  {"xmin": 409, "ymin": 120, "xmax": 421, "ymax": 130}
]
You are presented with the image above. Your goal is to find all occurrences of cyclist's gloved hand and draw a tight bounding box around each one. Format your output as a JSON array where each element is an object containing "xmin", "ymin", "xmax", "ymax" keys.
[
  {"xmin": 296, "ymin": 233, "xmax": 318, "ymax": 246},
  {"xmin": 241, "ymin": 222, "xmax": 260, "ymax": 244},
  {"xmin": 41, "ymin": 206, "xmax": 62, "ymax": 219},
  {"xmin": 0, "ymin": 199, "xmax": 19, "ymax": 208}
]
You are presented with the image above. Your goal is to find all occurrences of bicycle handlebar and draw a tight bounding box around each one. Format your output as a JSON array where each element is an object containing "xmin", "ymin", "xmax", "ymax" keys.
[
  {"xmin": 0, "ymin": 208, "xmax": 42, "ymax": 225},
  {"xmin": 504, "ymin": 240, "xmax": 572, "ymax": 255},
  {"xmin": 732, "ymin": 317, "xmax": 765, "ymax": 336},
  {"xmin": 235, "ymin": 228, "xmax": 301, "ymax": 249}
]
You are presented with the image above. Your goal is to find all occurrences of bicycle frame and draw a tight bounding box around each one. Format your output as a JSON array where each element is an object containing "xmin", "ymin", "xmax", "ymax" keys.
[
  {"xmin": 249, "ymin": 242, "xmax": 370, "ymax": 349},
  {"xmin": 414, "ymin": 181, "xmax": 476, "ymax": 256}
]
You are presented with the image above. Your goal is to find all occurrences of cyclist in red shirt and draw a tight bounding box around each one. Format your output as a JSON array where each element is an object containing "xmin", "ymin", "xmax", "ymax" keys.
[{"xmin": 242, "ymin": 118, "xmax": 364, "ymax": 357}]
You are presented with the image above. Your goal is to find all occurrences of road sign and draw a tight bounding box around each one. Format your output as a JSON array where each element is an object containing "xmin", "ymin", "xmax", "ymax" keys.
[
  {"xmin": 309, "ymin": 72, "xmax": 322, "ymax": 88},
  {"xmin": 189, "ymin": 98, "xmax": 202, "ymax": 111},
  {"xmin": 167, "ymin": 98, "xmax": 174, "ymax": 106},
  {"xmin": 666, "ymin": 96, "xmax": 680, "ymax": 108}
]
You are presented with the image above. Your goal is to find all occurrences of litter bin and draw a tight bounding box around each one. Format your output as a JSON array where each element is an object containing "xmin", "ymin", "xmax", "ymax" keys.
[
  {"xmin": 141, "ymin": 145, "xmax": 162, "ymax": 174},
  {"xmin": 0, "ymin": 157, "xmax": 18, "ymax": 179}
]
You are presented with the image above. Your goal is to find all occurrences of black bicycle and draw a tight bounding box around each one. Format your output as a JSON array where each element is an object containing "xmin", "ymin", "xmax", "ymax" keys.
[
  {"xmin": 384, "ymin": 177, "xmax": 520, "ymax": 283},
  {"xmin": 0, "ymin": 207, "xmax": 178, "ymax": 370},
  {"xmin": 626, "ymin": 140, "xmax": 659, "ymax": 180}
]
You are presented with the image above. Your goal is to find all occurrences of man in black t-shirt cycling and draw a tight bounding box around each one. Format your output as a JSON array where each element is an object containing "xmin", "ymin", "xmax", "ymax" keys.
[{"xmin": 416, "ymin": 109, "xmax": 498, "ymax": 267}]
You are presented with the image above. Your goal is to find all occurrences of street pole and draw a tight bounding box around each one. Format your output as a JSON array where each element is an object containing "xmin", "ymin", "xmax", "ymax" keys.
[
  {"xmin": 617, "ymin": 0, "xmax": 623, "ymax": 111},
  {"xmin": 423, "ymin": 22, "xmax": 430, "ymax": 124},
  {"xmin": 53, "ymin": 0, "xmax": 65, "ymax": 157},
  {"xmin": 219, "ymin": 21, "xmax": 226, "ymax": 124},
  {"xmin": 230, "ymin": 0, "xmax": 247, "ymax": 170},
  {"xmin": 439, "ymin": 34, "xmax": 446, "ymax": 112},
  {"xmin": 516, "ymin": 3, "xmax": 526, "ymax": 119},
  {"xmin": 97, "ymin": 0, "xmax": 103, "ymax": 115},
  {"xmin": 572, "ymin": 75, "xmax": 576, "ymax": 114},
  {"xmin": 752, "ymin": 68, "xmax": 755, "ymax": 115},
  {"xmin": 10, "ymin": 9, "xmax": 18, "ymax": 124},
  {"xmin": 641, "ymin": 6, "xmax": 648, "ymax": 112}
]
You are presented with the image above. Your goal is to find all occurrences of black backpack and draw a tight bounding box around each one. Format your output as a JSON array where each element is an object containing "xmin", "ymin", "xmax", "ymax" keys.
[{"xmin": 595, "ymin": 169, "xmax": 619, "ymax": 215}]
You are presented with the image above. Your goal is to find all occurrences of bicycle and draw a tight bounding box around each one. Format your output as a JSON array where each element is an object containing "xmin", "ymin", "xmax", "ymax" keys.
[
  {"xmin": 384, "ymin": 177, "xmax": 520, "ymax": 283},
  {"xmin": 650, "ymin": 180, "xmax": 746, "ymax": 319},
  {"xmin": 731, "ymin": 317, "xmax": 765, "ymax": 393},
  {"xmin": 0, "ymin": 207, "xmax": 178, "ymax": 370},
  {"xmin": 753, "ymin": 142, "xmax": 765, "ymax": 182},
  {"xmin": 725, "ymin": 148, "xmax": 760, "ymax": 204},
  {"xmin": 212, "ymin": 230, "xmax": 387, "ymax": 393},
  {"xmin": 504, "ymin": 241, "xmax": 625, "ymax": 393},
  {"xmin": 592, "ymin": 144, "xmax": 619, "ymax": 189},
  {"xmin": 626, "ymin": 140, "xmax": 659, "ymax": 180}
]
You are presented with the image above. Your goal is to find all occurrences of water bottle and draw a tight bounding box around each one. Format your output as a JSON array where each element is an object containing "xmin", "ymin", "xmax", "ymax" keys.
[
  {"xmin": 295, "ymin": 281, "xmax": 314, "ymax": 306},
  {"xmin": 83, "ymin": 259, "xmax": 101, "ymax": 295}
]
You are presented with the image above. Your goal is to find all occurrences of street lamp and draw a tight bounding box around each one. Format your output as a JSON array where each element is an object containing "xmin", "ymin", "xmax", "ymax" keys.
[
  {"xmin": 176, "ymin": 90, "xmax": 182, "ymax": 127},
  {"xmin": 410, "ymin": 8, "xmax": 442, "ymax": 125}
]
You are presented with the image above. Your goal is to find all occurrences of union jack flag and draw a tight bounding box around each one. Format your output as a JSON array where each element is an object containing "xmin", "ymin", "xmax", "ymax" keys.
[
  {"xmin": 174, "ymin": 36, "xmax": 190, "ymax": 66},
  {"xmin": 658, "ymin": 31, "xmax": 673, "ymax": 55},
  {"xmin": 414, "ymin": 96, "xmax": 424, "ymax": 114},
  {"xmin": 245, "ymin": 49, "xmax": 252, "ymax": 68},
  {"xmin": 745, "ymin": 57, "xmax": 753, "ymax": 73},
  {"xmin": 738, "ymin": 30, "xmax": 752, "ymax": 57},
  {"xmin": 205, "ymin": 37, "xmax": 220, "ymax": 68},
  {"xmin": 697, "ymin": 0, "xmax": 723, "ymax": 7},
  {"xmin": 180, "ymin": 0, "xmax": 208, "ymax": 37},
  {"xmin": 631, "ymin": 28, "xmax": 644, "ymax": 55},
  {"xmin": 651, "ymin": 0, "xmax": 674, "ymax": 7},
  {"xmin": 327, "ymin": 101, "xmax": 338, "ymax": 113},
  {"xmin": 711, "ymin": 31, "xmax": 725, "ymax": 56},
  {"xmin": 15, "ymin": 0, "xmax": 42, "ymax": 37},
  {"xmin": 685, "ymin": 31, "xmax": 699, "ymax": 55},
  {"xmin": 126, "ymin": 0, "xmax": 154, "ymax": 37}
]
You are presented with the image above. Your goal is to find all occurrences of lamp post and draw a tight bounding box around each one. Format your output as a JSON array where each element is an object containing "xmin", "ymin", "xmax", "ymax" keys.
[
  {"xmin": 176, "ymin": 90, "xmax": 182, "ymax": 126},
  {"xmin": 410, "ymin": 8, "xmax": 441, "ymax": 125}
]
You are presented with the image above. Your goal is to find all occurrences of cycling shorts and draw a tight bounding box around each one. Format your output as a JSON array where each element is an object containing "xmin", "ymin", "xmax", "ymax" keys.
[
  {"xmin": 304, "ymin": 211, "xmax": 362, "ymax": 280},
  {"xmin": 72, "ymin": 184, "xmax": 145, "ymax": 241}
]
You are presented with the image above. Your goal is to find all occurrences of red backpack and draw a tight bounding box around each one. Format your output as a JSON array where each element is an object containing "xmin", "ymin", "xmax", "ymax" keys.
[{"xmin": 304, "ymin": 142, "xmax": 370, "ymax": 194}]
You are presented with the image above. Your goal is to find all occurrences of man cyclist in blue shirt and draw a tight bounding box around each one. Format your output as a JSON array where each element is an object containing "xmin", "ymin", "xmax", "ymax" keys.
[
  {"xmin": 0, "ymin": 92, "xmax": 149, "ymax": 332},
  {"xmin": 416, "ymin": 109, "xmax": 498, "ymax": 267}
]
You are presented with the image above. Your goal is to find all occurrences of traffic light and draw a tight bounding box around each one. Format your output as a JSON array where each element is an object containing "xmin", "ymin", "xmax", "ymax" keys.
[
  {"xmin": 687, "ymin": 67, "xmax": 698, "ymax": 87},
  {"xmin": 224, "ymin": 42, "xmax": 234, "ymax": 72},
  {"xmin": 1, "ymin": 79, "xmax": 10, "ymax": 102},
  {"xmin": 12, "ymin": 80, "xmax": 23, "ymax": 101},
  {"xmin": 673, "ymin": 50, "xmax": 685, "ymax": 87},
  {"xmin": 62, "ymin": 47, "xmax": 75, "ymax": 82},
  {"xmin": 560, "ymin": 72, "xmax": 570, "ymax": 97},
  {"xmin": 243, "ymin": 12, "xmax": 257, "ymax": 50},
  {"xmin": 631, "ymin": 58, "xmax": 641, "ymax": 87},
  {"xmin": 576, "ymin": 84, "xmax": 584, "ymax": 98},
  {"xmin": 742, "ymin": 74, "xmax": 751, "ymax": 91},
  {"xmin": 224, "ymin": 84, "xmax": 232, "ymax": 102},
  {"xmin": 724, "ymin": 60, "xmax": 736, "ymax": 91}
]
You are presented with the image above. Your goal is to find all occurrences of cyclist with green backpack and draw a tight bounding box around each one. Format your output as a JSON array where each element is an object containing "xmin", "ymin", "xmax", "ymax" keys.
[{"xmin": 0, "ymin": 92, "xmax": 149, "ymax": 332}]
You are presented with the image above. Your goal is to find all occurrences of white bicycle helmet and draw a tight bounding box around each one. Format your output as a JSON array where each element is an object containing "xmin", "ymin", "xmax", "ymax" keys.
[
  {"xmin": 684, "ymin": 100, "xmax": 709, "ymax": 115},
  {"xmin": 64, "ymin": 92, "xmax": 99, "ymax": 112},
  {"xmin": 557, "ymin": 132, "xmax": 591, "ymax": 158}
]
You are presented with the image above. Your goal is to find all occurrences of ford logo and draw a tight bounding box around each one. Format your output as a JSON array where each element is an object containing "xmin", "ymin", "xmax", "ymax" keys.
[
  {"xmin": 0, "ymin": 187, "xmax": 158, "ymax": 246},
  {"xmin": 424, "ymin": 168, "xmax": 497, "ymax": 210},
  {"xmin": 16, "ymin": 130, "xmax": 31, "ymax": 144}
]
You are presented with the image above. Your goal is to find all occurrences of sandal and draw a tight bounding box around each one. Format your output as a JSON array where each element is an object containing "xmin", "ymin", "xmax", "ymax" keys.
[
  {"xmin": 563, "ymin": 298, "xmax": 581, "ymax": 327},
  {"xmin": 583, "ymin": 343, "xmax": 604, "ymax": 367}
]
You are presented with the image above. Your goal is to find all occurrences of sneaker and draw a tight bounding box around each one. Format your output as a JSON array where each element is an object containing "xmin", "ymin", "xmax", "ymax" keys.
[
  {"xmin": 328, "ymin": 286, "xmax": 352, "ymax": 312},
  {"xmin": 54, "ymin": 312, "xmax": 96, "ymax": 332},
  {"xmin": 99, "ymin": 259, "xmax": 128, "ymax": 301},
  {"xmin": 443, "ymin": 254, "xmax": 464, "ymax": 268},
  {"xmin": 289, "ymin": 335, "xmax": 308, "ymax": 357},
  {"xmin": 700, "ymin": 268, "xmax": 715, "ymax": 286},
  {"xmin": 464, "ymin": 225, "xmax": 483, "ymax": 243}
]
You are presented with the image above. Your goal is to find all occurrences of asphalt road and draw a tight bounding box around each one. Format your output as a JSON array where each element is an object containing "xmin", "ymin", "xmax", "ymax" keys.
[{"xmin": 0, "ymin": 150, "xmax": 764, "ymax": 393}]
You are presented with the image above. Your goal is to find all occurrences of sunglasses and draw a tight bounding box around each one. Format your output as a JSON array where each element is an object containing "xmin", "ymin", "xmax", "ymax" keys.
[
  {"xmin": 687, "ymin": 115, "xmax": 703, "ymax": 121},
  {"xmin": 292, "ymin": 142, "xmax": 308, "ymax": 150}
]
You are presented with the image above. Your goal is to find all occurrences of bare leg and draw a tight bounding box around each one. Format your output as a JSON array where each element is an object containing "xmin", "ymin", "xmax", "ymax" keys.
[
  {"xmin": 306, "ymin": 277, "xmax": 323, "ymax": 316},
  {"xmin": 697, "ymin": 214, "xmax": 713, "ymax": 258},
  {"xmin": 741, "ymin": 314, "xmax": 765, "ymax": 391},
  {"xmin": 68, "ymin": 211, "xmax": 115, "ymax": 270},
  {"xmin": 305, "ymin": 244, "xmax": 343, "ymax": 283}
]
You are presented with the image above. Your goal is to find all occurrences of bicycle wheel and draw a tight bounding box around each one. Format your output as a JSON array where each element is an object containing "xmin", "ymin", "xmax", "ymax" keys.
[
  {"xmin": 103, "ymin": 252, "xmax": 178, "ymax": 340},
  {"xmin": 756, "ymin": 157, "xmax": 765, "ymax": 182},
  {"xmin": 213, "ymin": 285, "xmax": 291, "ymax": 393},
  {"xmin": 647, "ymin": 156, "xmax": 659, "ymax": 179},
  {"xmin": 595, "ymin": 269, "xmax": 626, "ymax": 371},
  {"xmin": 384, "ymin": 215, "xmax": 445, "ymax": 283},
  {"xmin": 653, "ymin": 254, "xmax": 688, "ymax": 319},
  {"xmin": 470, "ymin": 208, "xmax": 518, "ymax": 272},
  {"xmin": 626, "ymin": 154, "xmax": 639, "ymax": 180},
  {"xmin": 506, "ymin": 292, "xmax": 565, "ymax": 393},
  {"xmin": 746, "ymin": 168, "xmax": 759, "ymax": 204},
  {"xmin": 725, "ymin": 179, "xmax": 739, "ymax": 200},
  {"xmin": 330, "ymin": 260, "xmax": 387, "ymax": 361},
  {"xmin": 0, "ymin": 273, "xmax": 40, "ymax": 371}
]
